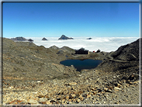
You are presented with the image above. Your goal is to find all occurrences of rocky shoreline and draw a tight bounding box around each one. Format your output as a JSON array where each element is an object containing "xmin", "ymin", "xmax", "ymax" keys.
[{"xmin": 2, "ymin": 37, "xmax": 141, "ymax": 106}]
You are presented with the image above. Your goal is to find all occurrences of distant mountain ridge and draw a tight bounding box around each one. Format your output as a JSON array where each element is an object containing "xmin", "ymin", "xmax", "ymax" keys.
[
  {"xmin": 11, "ymin": 37, "xmax": 34, "ymax": 42},
  {"xmin": 11, "ymin": 37, "xmax": 27, "ymax": 41}
]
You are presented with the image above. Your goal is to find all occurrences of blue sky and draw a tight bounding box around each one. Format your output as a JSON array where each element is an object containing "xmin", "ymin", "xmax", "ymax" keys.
[{"xmin": 3, "ymin": 2, "xmax": 139, "ymax": 38}]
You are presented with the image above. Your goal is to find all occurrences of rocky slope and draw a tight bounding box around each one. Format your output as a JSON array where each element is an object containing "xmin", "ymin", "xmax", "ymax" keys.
[
  {"xmin": 96, "ymin": 38, "xmax": 141, "ymax": 83},
  {"xmin": 3, "ymin": 38, "xmax": 77, "ymax": 84},
  {"xmin": 2, "ymin": 37, "xmax": 141, "ymax": 106}
]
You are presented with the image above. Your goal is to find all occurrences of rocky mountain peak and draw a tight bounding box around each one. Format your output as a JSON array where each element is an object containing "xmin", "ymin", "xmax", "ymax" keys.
[{"xmin": 58, "ymin": 35, "xmax": 73, "ymax": 40}]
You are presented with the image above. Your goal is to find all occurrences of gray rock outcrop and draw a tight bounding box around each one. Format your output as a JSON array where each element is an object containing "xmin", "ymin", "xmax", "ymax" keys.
[{"xmin": 49, "ymin": 45, "xmax": 59, "ymax": 50}]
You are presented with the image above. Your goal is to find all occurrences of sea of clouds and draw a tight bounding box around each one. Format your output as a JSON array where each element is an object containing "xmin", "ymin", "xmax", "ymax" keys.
[{"xmin": 27, "ymin": 37, "xmax": 139, "ymax": 52}]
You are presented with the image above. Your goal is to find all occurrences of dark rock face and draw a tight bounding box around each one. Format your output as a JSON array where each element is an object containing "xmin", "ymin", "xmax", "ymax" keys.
[
  {"xmin": 58, "ymin": 35, "xmax": 73, "ymax": 40},
  {"xmin": 96, "ymin": 49, "xmax": 101, "ymax": 53},
  {"xmin": 110, "ymin": 38, "xmax": 140, "ymax": 61},
  {"xmin": 42, "ymin": 37, "xmax": 48, "ymax": 41},
  {"xmin": 75, "ymin": 48, "xmax": 88, "ymax": 54},
  {"xmin": 87, "ymin": 38, "xmax": 92, "ymax": 40},
  {"xmin": 11, "ymin": 37, "xmax": 27, "ymax": 41}
]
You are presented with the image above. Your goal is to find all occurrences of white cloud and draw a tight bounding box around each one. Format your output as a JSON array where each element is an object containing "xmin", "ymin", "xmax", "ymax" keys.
[{"xmin": 29, "ymin": 37, "xmax": 139, "ymax": 52}]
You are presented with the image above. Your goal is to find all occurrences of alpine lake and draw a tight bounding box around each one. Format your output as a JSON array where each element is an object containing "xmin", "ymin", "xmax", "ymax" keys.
[{"xmin": 60, "ymin": 59, "xmax": 102, "ymax": 72}]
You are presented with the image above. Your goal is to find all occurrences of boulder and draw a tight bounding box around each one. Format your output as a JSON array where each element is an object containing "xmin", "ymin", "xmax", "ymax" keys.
[
  {"xmin": 68, "ymin": 82, "xmax": 77, "ymax": 86},
  {"xmin": 58, "ymin": 35, "xmax": 73, "ymax": 40},
  {"xmin": 28, "ymin": 99, "xmax": 39, "ymax": 104}
]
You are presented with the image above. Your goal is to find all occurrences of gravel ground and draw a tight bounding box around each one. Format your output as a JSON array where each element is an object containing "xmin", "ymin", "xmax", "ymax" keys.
[{"xmin": 2, "ymin": 70, "xmax": 141, "ymax": 106}]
